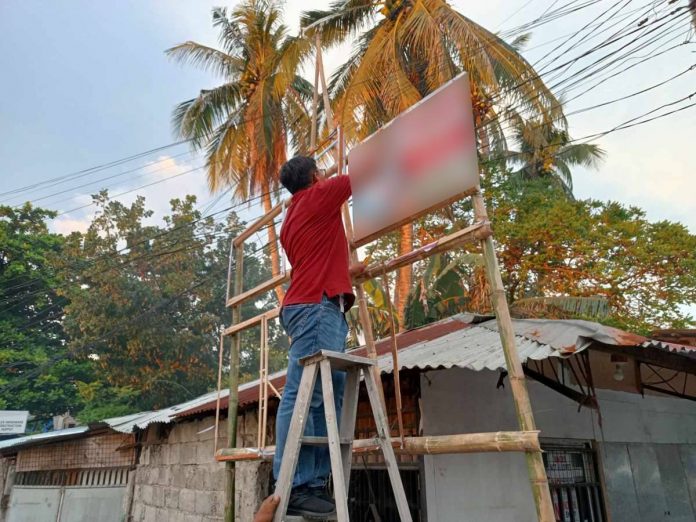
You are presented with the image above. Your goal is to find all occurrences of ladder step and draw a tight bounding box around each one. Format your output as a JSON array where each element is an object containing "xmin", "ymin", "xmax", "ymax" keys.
[
  {"xmin": 300, "ymin": 350, "xmax": 376, "ymax": 371},
  {"xmin": 301, "ymin": 436, "xmax": 352, "ymax": 446}
]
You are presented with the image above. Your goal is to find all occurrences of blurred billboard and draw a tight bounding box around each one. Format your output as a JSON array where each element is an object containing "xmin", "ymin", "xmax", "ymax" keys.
[{"xmin": 348, "ymin": 72, "xmax": 480, "ymax": 246}]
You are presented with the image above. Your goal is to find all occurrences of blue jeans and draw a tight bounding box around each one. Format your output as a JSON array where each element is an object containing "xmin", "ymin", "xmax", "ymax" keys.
[{"xmin": 273, "ymin": 295, "xmax": 348, "ymax": 488}]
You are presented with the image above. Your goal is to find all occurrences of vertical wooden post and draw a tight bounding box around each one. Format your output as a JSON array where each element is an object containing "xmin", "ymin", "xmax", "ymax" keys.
[
  {"xmin": 313, "ymin": 37, "xmax": 387, "ymax": 407},
  {"xmin": 224, "ymin": 244, "xmax": 245, "ymax": 522},
  {"xmin": 472, "ymin": 189, "xmax": 555, "ymax": 522},
  {"xmin": 310, "ymin": 35, "xmax": 320, "ymax": 150}
]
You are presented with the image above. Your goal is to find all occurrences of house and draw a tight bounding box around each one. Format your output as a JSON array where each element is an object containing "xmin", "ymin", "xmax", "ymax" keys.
[{"xmin": 1, "ymin": 315, "xmax": 694, "ymax": 521}]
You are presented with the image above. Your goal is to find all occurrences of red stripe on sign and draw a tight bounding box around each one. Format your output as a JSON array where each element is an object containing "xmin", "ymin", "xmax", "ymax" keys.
[{"xmin": 400, "ymin": 119, "xmax": 473, "ymax": 178}]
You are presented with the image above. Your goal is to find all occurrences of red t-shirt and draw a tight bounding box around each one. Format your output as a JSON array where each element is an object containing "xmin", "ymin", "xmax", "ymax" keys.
[{"xmin": 280, "ymin": 176, "xmax": 355, "ymax": 309}]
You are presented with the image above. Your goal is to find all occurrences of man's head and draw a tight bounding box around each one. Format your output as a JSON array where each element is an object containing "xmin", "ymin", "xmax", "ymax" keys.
[{"xmin": 280, "ymin": 156, "xmax": 320, "ymax": 194}]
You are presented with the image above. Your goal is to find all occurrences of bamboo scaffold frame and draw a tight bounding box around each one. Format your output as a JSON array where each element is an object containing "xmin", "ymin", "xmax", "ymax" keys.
[{"xmin": 217, "ymin": 36, "xmax": 554, "ymax": 522}]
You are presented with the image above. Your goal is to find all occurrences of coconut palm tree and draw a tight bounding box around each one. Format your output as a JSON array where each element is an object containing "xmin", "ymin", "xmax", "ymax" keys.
[
  {"xmin": 508, "ymin": 116, "xmax": 605, "ymax": 196},
  {"xmin": 302, "ymin": 0, "xmax": 565, "ymax": 326},
  {"xmin": 167, "ymin": 2, "xmax": 312, "ymax": 302}
]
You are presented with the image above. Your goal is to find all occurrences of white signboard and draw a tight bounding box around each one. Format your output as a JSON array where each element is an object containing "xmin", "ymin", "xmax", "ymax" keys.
[
  {"xmin": 349, "ymin": 72, "xmax": 480, "ymax": 246},
  {"xmin": 0, "ymin": 410, "xmax": 29, "ymax": 435}
]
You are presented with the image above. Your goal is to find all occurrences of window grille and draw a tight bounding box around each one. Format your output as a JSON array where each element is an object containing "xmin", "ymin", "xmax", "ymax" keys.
[
  {"xmin": 542, "ymin": 442, "xmax": 605, "ymax": 522},
  {"xmin": 14, "ymin": 467, "xmax": 131, "ymax": 487},
  {"xmin": 347, "ymin": 467, "xmax": 422, "ymax": 521},
  {"xmin": 16, "ymin": 433, "xmax": 135, "ymax": 472}
]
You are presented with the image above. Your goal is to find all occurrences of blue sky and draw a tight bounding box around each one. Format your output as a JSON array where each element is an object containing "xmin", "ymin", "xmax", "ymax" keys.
[{"xmin": 1, "ymin": 2, "xmax": 694, "ymax": 272}]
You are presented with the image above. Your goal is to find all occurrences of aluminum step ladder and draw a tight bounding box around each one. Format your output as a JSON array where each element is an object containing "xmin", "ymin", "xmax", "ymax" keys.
[{"xmin": 273, "ymin": 350, "xmax": 413, "ymax": 522}]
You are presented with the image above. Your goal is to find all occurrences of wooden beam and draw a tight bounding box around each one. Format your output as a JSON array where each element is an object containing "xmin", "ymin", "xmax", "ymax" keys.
[
  {"xmin": 222, "ymin": 308, "xmax": 280, "ymax": 337},
  {"xmin": 215, "ymin": 431, "xmax": 541, "ymax": 462},
  {"xmin": 224, "ymin": 222, "xmax": 489, "ymax": 312},
  {"xmin": 641, "ymin": 383, "xmax": 696, "ymax": 402},
  {"xmin": 355, "ymin": 220, "xmax": 490, "ymax": 282},
  {"xmin": 524, "ymin": 366, "xmax": 598, "ymax": 410},
  {"xmin": 472, "ymin": 189, "xmax": 555, "ymax": 522},
  {"xmin": 591, "ymin": 345, "xmax": 696, "ymax": 375},
  {"xmin": 226, "ymin": 273, "xmax": 290, "ymax": 308},
  {"xmin": 232, "ymin": 202, "xmax": 286, "ymax": 247},
  {"xmin": 224, "ymin": 245, "xmax": 245, "ymax": 522}
]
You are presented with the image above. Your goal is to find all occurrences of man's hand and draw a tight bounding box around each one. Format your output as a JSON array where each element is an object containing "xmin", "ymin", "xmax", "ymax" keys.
[
  {"xmin": 349, "ymin": 262, "xmax": 367, "ymax": 278},
  {"xmin": 253, "ymin": 495, "xmax": 280, "ymax": 522}
]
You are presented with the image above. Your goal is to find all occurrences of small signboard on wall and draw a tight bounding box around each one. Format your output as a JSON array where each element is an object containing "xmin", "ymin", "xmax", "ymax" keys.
[
  {"xmin": 0, "ymin": 410, "xmax": 29, "ymax": 435},
  {"xmin": 348, "ymin": 72, "xmax": 480, "ymax": 246}
]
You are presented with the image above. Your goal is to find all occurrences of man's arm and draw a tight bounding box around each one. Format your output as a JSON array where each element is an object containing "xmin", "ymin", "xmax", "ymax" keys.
[{"xmin": 315, "ymin": 176, "xmax": 351, "ymax": 214}]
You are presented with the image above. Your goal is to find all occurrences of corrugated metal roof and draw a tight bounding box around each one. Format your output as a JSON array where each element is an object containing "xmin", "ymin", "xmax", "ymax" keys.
[
  {"xmin": 7, "ymin": 315, "xmax": 688, "ymax": 446},
  {"xmin": 641, "ymin": 339, "xmax": 696, "ymax": 356},
  {"xmin": 176, "ymin": 317, "xmax": 571, "ymax": 418},
  {"xmin": 105, "ymin": 390, "xmax": 221, "ymax": 433},
  {"xmin": 377, "ymin": 323, "xmax": 560, "ymax": 373},
  {"xmin": 0, "ymin": 426, "xmax": 89, "ymax": 452},
  {"xmin": 479, "ymin": 318, "xmax": 695, "ymax": 355}
]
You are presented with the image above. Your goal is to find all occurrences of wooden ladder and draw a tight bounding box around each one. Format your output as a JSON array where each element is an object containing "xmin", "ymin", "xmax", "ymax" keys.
[{"xmin": 273, "ymin": 350, "xmax": 413, "ymax": 522}]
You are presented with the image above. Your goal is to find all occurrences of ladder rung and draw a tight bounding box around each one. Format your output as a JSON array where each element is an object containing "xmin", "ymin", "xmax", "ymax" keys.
[
  {"xmin": 301, "ymin": 436, "xmax": 352, "ymax": 446},
  {"xmin": 300, "ymin": 350, "xmax": 376, "ymax": 371}
]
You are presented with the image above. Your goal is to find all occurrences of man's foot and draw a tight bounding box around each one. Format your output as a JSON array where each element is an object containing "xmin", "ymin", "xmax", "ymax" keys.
[
  {"xmin": 287, "ymin": 485, "xmax": 336, "ymax": 520},
  {"xmin": 309, "ymin": 484, "xmax": 335, "ymax": 506}
]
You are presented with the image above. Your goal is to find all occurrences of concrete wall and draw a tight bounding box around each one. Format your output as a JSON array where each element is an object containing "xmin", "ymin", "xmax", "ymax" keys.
[
  {"xmin": 420, "ymin": 367, "xmax": 696, "ymax": 522},
  {"xmin": 129, "ymin": 414, "xmax": 271, "ymax": 522}
]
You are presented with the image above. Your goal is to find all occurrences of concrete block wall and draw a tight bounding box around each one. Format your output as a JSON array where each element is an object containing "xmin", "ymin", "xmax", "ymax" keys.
[{"xmin": 129, "ymin": 413, "xmax": 272, "ymax": 522}]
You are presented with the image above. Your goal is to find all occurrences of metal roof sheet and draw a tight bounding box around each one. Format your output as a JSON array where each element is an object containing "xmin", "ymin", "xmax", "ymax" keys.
[
  {"xmin": 377, "ymin": 323, "xmax": 559, "ymax": 373},
  {"xmin": 0, "ymin": 426, "xmax": 89, "ymax": 452},
  {"xmin": 176, "ymin": 318, "xmax": 568, "ymax": 418}
]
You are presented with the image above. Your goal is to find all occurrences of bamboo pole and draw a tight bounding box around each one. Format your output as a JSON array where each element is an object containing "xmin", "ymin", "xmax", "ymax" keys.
[
  {"xmin": 221, "ymin": 222, "xmax": 490, "ymax": 338},
  {"xmin": 224, "ymin": 244, "xmax": 245, "ymax": 522},
  {"xmin": 215, "ymin": 431, "xmax": 541, "ymax": 461},
  {"xmin": 314, "ymin": 34, "xmax": 387, "ymax": 409},
  {"xmin": 472, "ymin": 189, "xmax": 555, "ymax": 522},
  {"xmin": 226, "ymin": 273, "xmax": 289, "ymax": 308},
  {"xmin": 222, "ymin": 307, "xmax": 280, "ymax": 337},
  {"xmin": 310, "ymin": 38, "xmax": 320, "ymax": 150}
]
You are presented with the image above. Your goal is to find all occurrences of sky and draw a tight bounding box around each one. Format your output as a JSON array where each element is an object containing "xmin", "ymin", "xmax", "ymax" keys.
[{"xmin": 0, "ymin": 1, "xmax": 694, "ymax": 312}]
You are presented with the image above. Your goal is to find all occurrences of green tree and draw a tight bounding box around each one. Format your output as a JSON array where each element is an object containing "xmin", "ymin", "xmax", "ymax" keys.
[
  {"xmin": 167, "ymin": 2, "xmax": 312, "ymax": 303},
  {"xmin": 57, "ymin": 192, "xmax": 270, "ymax": 413},
  {"xmin": 488, "ymin": 177, "xmax": 696, "ymax": 332},
  {"xmin": 507, "ymin": 115, "xmax": 605, "ymax": 195},
  {"xmin": 397, "ymin": 175, "xmax": 696, "ymax": 333},
  {"xmin": 0, "ymin": 204, "xmax": 93, "ymax": 424}
]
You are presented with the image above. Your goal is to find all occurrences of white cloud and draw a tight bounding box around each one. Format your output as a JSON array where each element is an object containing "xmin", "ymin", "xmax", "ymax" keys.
[
  {"xmin": 51, "ymin": 217, "xmax": 92, "ymax": 235},
  {"xmin": 48, "ymin": 154, "xmax": 215, "ymax": 235}
]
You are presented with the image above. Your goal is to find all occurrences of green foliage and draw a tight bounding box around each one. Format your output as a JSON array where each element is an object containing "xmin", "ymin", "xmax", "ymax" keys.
[
  {"xmin": 56, "ymin": 192, "xmax": 269, "ymax": 411},
  {"xmin": 355, "ymin": 167, "xmax": 695, "ymax": 335},
  {"xmin": 0, "ymin": 204, "xmax": 92, "ymax": 420},
  {"xmin": 485, "ymin": 176, "xmax": 696, "ymax": 332}
]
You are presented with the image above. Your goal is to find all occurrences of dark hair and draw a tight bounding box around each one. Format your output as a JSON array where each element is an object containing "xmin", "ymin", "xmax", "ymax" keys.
[{"xmin": 280, "ymin": 156, "xmax": 317, "ymax": 194}]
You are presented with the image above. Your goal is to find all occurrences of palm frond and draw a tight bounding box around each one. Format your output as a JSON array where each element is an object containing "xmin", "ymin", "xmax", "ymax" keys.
[
  {"xmin": 301, "ymin": 0, "xmax": 375, "ymax": 47},
  {"xmin": 165, "ymin": 42, "xmax": 242, "ymax": 78},
  {"xmin": 212, "ymin": 6, "xmax": 244, "ymax": 54},
  {"xmin": 555, "ymin": 143, "xmax": 605, "ymax": 169},
  {"xmin": 171, "ymin": 83, "xmax": 243, "ymax": 147}
]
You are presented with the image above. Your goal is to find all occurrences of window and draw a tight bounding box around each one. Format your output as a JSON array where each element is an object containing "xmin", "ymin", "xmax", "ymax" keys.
[
  {"xmin": 542, "ymin": 441, "xmax": 605, "ymax": 522},
  {"xmin": 348, "ymin": 467, "xmax": 422, "ymax": 521}
]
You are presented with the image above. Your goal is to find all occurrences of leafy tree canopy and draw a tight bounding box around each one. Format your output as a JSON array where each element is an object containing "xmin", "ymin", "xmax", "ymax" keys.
[{"xmin": 0, "ymin": 204, "xmax": 93, "ymax": 424}]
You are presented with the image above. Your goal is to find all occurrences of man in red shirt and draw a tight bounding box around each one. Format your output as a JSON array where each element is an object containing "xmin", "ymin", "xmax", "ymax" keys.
[{"xmin": 273, "ymin": 156, "xmax": 355, "ymax": 519}]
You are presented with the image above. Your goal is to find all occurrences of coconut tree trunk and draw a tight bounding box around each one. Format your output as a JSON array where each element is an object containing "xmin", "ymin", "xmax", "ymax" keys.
[
  {"xmin": 691, "ymin": 0, "xmax": 696, "ymax": 32},
  {"xmin": 262, "ymin": 186, "xmax": 285, "ymax": 303},
  {"xmin": 395, "ymin": 222, "xmax": 413, "ymax": 330}
]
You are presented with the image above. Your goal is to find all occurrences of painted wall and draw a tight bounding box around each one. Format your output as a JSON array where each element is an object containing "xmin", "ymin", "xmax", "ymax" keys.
[{"xmin": 420, "ymin": 367, "xmax": 696, "ymax": 521}]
